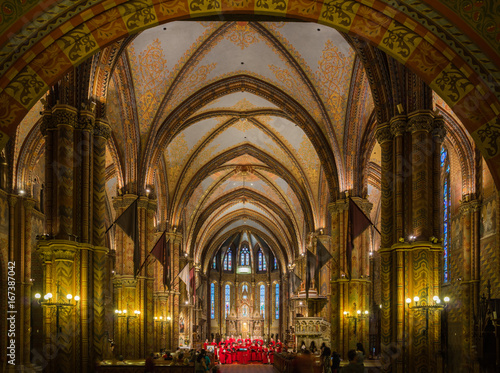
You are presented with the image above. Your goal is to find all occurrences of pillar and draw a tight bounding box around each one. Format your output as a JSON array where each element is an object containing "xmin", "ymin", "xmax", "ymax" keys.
[
  {"xmin": 458, "ymin": 197, "xmax": 481, "ymax": 364},
  {"xmin": 377, "ymin": 111, "xmax": 446, "ymax": 373},
  {"xmin": 329, "ymin": 198, "xmax": 371, "ymax": 358}
]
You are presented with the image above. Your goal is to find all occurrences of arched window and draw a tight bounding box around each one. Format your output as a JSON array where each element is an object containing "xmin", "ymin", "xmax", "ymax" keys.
[
  {"xmin": 274, "ymin": 256, "xmax": 278, "ymax": 270},
  {"xmin": 258, "ymin": 249, "xmax": 266, "ymax": 271},
  {"xmin": 224, "ymin": 249, "xmax": 232, "ymax": 271},
  {"xmin": 240, "ymin": 247, "xmax": 250, "ymax": 266},
  {"xmin": 210, "ymin": 283, "xmax": 215, "ymax": 319},
  {"xmin": 225, "ymin": 285, "xmax": 231, "ymax": 318},
  {"xmin": 260, "ymin": 285, "xmax": 265, "ymax": 318},
  {"xmin": 212, "ymin": 257, "xmax": 217, "ymax": 270},
  {"xmin": 441, "ymin": 147, "xmax": 450, "ymax": 283},
  {"xmin": 275, "ymin": 283, "xmax": 279, "ymax": 319}
]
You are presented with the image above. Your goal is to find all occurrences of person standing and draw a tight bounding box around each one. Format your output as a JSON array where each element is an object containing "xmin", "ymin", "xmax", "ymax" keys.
[{"xmin": 340, "ymin": 349, "xmax": 363, "ymax": 373}]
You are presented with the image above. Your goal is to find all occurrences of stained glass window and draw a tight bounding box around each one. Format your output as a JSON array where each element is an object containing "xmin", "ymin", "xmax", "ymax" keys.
[
  {"xmin": 212, "ymin": 257, "xmax": 217, "ymax": 270},
  {"xmin": 441, "ymin": 147, "xmax": 450, "ymax": 283},
  {"xmin": 210, "ymin": 283, "xmax": 215, "ymax": 319},
  {"xmin": 242, "ymin": 284, "xmax": 248, "ymax": 292},
  {"xmin": 225, "ymin": 285, "xmax": 230, "ymax": 318},
  {"xmin": 274, "ymin": 257, "xmax": 277, "ymax": 270},
  {"xmin": 258, "ymin": 249, "xmax": 266, "ymax": 271},
  {"xmin": 224, "ymin": 249, "xmax": 232, "ymax": 271},
  {"xmin": 260, "ymin": 285, "xmax": 265, "ymax": 318},
  {"xmin": 275, "ymin": 283, "xmax": 279, "ymax": 319},
  {"xmin": 241, "ymin": 247, "xmax": 250, "ymax": 266}
]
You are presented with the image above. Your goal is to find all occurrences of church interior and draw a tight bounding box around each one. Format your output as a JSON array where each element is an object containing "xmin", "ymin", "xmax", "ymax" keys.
[{"xmin": 0, "ymin": 1, "xmax": 499, "ymax": 373}]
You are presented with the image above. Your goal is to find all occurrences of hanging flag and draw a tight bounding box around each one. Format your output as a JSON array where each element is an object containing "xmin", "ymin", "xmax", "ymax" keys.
[
  {"xmin": 115, "ymin": 199, "xmax": 139, "ymax": 275},
  {"xmin": 165, "ymin": 240, "xmax": 171, "ymax": 290},
  {"xmin": 135, "ymin": 230, "xmax": 167, "ymax": 281},
  {"xmin": 179, "ymin": 263, "xmax": 190, "ymax": 297},
  {"xmin": 316, "ymin": 237, "xmax": 332, "ymax": 269},
  {"xmin": 347, "ymin": 198, "xmax": 375, "ymax": 279},
  {"xmin": 306, "ymin": 249, "xmax": 317, "ymax": 299},
  {"xmin": 149, "ymin": 231, "xmax": 170, "ymax": 288},
  {"xmin": 189, "ymin": 266, "xmax": 195, "ymax": 301},
  {"xmin": 291, "ymin": 271, "xmax": 302, "ymax": 294}
]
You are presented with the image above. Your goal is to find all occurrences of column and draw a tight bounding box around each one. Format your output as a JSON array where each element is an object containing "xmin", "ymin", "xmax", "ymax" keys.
[
  {"xmin": 37, "ymin": 242, "xmax": 79, "ymax": 372},
  {"xmin": 459, "ymin": 198, "xmax": 481, "ymax": 364},
  {"xmin": 329, "ymin": 199, "xmax": 371, "ymax": 358},
  {"xmin": 378, "ymin": 111, "xmax": 445, "ymax": 373},
  {"xmin": 92, "ymin": 119, "xmax": 110, "ymax": 363}
]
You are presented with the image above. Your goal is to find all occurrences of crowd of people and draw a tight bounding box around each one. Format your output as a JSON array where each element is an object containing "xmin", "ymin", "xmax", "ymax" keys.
[
  {"xmin": 293, "ymin": 342, "xmax": 365, "ymax": 373},
  {"xmin": 140, "ymin": 339, "xmax": 365, "ymax": 373},
  {"xmin": 203, "ymin": 335, "xmax": 283, "ymax": 364}
]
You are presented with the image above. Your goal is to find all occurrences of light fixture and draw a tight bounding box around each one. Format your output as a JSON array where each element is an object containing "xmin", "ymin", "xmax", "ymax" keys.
[
  {"xmin": 115, "ymin": 308, "xmax": 141, "ymax": 333},
  {"xmin": 34, "ymin": 282, "xmax": 80, "ymax": 336},
  {"xmin": 343, "ymin": 303, "xmax": 369, "ymax": 335},
  {"xmin": 407, "ymin": 288, "xmax": 450, "ymax": 335},
  {"xmin": 167, "ymin": 316, "xmax": 172, "ymax": 321},
  {"xmin": 19, "ymin": 189, "xmax": 26, "ymax": 196}
]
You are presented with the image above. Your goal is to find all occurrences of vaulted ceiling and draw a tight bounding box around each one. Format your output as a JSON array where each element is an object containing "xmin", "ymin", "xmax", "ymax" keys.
[
  {"xmin": 102, "ymin": 21, "xmax": 374, "ymax": 266},
  {"xmin": 12, "ymin": 19, "xmax": 475, "ymax": 270}
]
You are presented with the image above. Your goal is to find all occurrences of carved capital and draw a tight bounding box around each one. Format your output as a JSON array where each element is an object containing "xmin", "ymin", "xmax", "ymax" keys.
[
  {"xmin": 432, "ymin": 116, "xmax": 447, "ymax": 143},
  {"xmin": 328, "ymin": 200, "xmax": 348, "ymax": 215},
  {"xmin": 94, "ymin": 120, "xmax": 111, "ymax": 139},
  {"xmin": 408, "ymin": 112, "xmax": 434, "ymax": 133},
  {"xmin": 41, "ymin": 113, "xmax": 56, "ymax": 136},
  {"xmin": 460, "ymin": 198, "xmax": 481, "ymax": 214},
  {"xmin": 76, "ymin": 111, "xmax": 95, "ymax": 131},
  {"xmin": 351, "ymin": 197, "xmax": 373, "ymax": 216},
  {"xmin": 53, "ymin": 247, "xmax": 76, "ymax": 261},
  {"xmin": 23, "ymin": 199, "xmax": 36, "ymax": 212},
  {"xmin": 52, "ymin": 105, "xmax": 78, "ymax": 128},
  {"xmin": 8, "ymin": 195, "xmax": 18, "ymax": 208},
  {"xmin": 389, "ymin": 117, "xmax": 407, "ymax": 137},
  {"xmin": 121, "ymin": 277, "xmax": 138, "ymax": 288},
  {"xmin": 375, "ymin": 125, "xmax": 393, "ymax": 144}
]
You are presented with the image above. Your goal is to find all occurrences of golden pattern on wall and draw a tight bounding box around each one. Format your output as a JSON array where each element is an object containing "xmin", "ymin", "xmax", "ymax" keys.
[
  {"xmin": 128, "ymin": 38, "xmax": 169, "ymax": 134},
  {"xmin": 315, "ymin": 41, "xmax": 355, "ymax": 140},
  {"xmin": 225, "ymin": 22, "xmax": 260, "ymax": 49}
]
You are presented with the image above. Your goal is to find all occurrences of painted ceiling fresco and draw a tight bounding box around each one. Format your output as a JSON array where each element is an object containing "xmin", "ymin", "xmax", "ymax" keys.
[{"xmin": 7, "ymin": 15, "xmax": 486, "ymax": 269}]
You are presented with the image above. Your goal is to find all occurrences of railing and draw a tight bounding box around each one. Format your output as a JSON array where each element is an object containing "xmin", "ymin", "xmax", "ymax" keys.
[{"xmin": 98, "ymin": 361, "xmax": 195, "ymax": 373}]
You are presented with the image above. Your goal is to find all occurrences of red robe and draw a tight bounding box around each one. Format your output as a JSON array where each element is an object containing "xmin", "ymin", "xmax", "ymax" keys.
[
  {"xmin": 242, "ymin": 348, "xmax": 250, "ymax": 364},
  {"xmin": 268, "ymin": 347, "xmax": 274, "ymax": 364},
  {"xmin": 257, "ymin": 346, "xmax": 263, "ymax": 362},
  {"xmin": 225, "ymin": 348, "xmax": 232, "ymax": 364},
  {"xmin": 276, "ymin": 342, "xmax": 282, "ymax": 353},
  {"xmin": 203, "ymin": 342, "xmax": 209, "ymax": 350},
  {"xmin": 262, "ymin": 347, "xmax": 269, "ymax": 364},
  {"xmin": 219, "ymin": 348, "xmax": 227, "ymax": 364},
  {"xmin": 251, "ymin": 345, "xmax": 258, "ymax": 361}
]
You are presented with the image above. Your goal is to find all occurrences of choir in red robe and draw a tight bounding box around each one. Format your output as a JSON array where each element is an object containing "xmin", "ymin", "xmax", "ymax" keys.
[{"xmin": 215, "ymin": 337, "xmax": 279, "ymax": 365}]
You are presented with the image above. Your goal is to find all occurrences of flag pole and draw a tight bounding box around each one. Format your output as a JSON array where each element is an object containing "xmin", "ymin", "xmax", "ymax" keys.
[
  {"xmin": 105, "ymin": 195, "xmax": 140, "ymax": 234},
  {"xmin": 134, "ymin": 230, "xmax": 167, "ymax": 277}
]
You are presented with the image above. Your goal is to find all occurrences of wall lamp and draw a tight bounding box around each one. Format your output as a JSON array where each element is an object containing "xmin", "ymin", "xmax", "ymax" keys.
[
  {"xmin": 115, "ymin": 309, "xmax": 141, "ymax": 334},
  {"xmin": 34, "ymin": 282, "xmax": 80, "ymax": 336},
  {"xmin": 406, "ymin": 292, "xmax": 450, "ymax": 335},
  {"xmin": 343, "ymin": 303, "xmax": 369, "ymax": 335}
]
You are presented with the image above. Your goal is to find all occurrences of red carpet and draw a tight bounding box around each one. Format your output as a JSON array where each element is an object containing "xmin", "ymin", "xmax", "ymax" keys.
[{"xmin": 219, "ymin": 364, "xmax": 275, "ymax": 373}]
